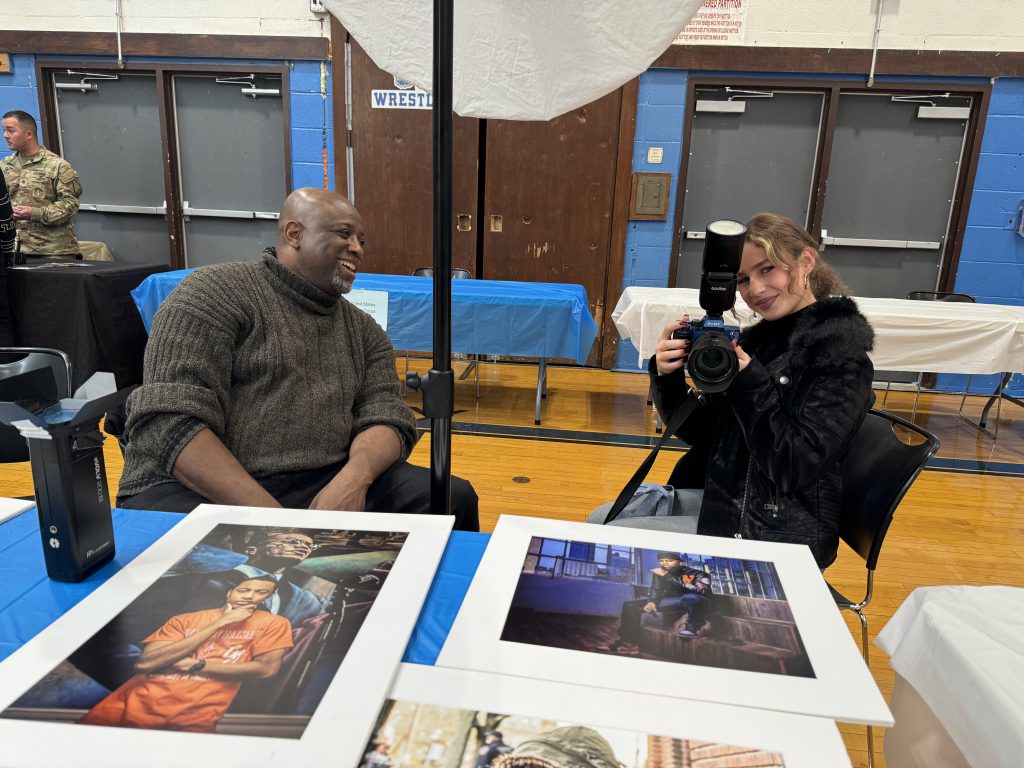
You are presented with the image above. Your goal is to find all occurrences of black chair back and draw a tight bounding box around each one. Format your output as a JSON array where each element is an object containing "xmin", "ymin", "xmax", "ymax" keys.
[
  {"xmin": 0, "ymin": 347, "xmax": 73, "ymax": 462},
  {"xmin": 839, "ymin": 409, "xmax": 939, "ymax": 570},
  {"xmin": 413, "ymin": 267, "xmax": 474, "ymax": 279},
  {"xmin": 907, "ymin": 290, "xmax": 975, "ymax": 304}
]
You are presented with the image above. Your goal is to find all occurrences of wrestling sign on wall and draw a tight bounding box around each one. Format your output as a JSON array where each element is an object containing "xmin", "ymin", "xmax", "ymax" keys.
[
  {"xmin": 674, "ymin": 0, "xmax": 749, "ymax": 45},
  {"xmin": 371, "ymin": 75, "xmax": 433, "ymax": 110}
]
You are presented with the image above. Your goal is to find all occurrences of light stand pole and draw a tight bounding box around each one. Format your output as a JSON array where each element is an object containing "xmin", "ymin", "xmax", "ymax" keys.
[{"xmin": 406, "ymin": 0, "xmax": 455, "ymax": 516}]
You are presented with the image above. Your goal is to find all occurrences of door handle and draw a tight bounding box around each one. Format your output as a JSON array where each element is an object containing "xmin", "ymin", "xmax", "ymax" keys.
[{"xmin": 819, "ymin": 233, "xmax": 940, "ymax": 250}]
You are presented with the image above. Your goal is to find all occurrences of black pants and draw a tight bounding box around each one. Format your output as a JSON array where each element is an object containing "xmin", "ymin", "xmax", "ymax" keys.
[
  {"xmin": 118, "ymin": 459, "xmax": 480, "ymax": 532},
  {"xmin": 618, "ymin": 593, "xmax": 710, "ymax": 643}
]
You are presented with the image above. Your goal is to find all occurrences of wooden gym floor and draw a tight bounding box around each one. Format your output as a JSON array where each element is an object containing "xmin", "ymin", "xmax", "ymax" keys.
[{"xmin": 2, "ymin": 358, "xmax": 1022, "ymax": 767}]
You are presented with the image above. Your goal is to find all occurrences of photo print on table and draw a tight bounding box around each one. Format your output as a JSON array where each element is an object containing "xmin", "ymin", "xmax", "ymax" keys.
[
  {"xmin": 362, "ymin": 700, "xmax": 787, "ymax": 768},
  {"xmin": 1, "ymin": 523, "xmax": 408, "ymax": 737},
  {"xmin": 358, "ymin": 664, "xmax": 851, "ymax": 768},
  {"xmin": 438, "ymin": 516, "xmax": 892, "ymax": 726},
  {"xmin": 501, "ymin": 538, "xmax": 814, "ymax": 678}
]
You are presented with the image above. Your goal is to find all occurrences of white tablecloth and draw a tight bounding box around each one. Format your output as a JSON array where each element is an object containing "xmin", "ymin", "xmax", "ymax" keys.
[
  {"xmin": 612, "ymin": 287, "xmax": 1024, "ymax": 375},
  {"xmin": 876, "ymin": 586, "xmax": 1024, "ymax": 768}
]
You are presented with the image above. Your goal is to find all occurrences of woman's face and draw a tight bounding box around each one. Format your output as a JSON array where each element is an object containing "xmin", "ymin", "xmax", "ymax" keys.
[{"xmin": 737, "ymin": 242, "xmax": 816, "ymax": 321}]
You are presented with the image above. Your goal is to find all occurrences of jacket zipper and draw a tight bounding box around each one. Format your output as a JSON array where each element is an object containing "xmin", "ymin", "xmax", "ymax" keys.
[{"xmin": 735, "ymin": 460, "xmax": 753, "ymax": 539}]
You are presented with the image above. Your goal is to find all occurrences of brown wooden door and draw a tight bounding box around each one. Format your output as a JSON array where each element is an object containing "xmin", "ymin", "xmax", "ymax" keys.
[
  {"xmin": 340, "ymin": 31, "xmax": 625, "ymax": 366},
  {"xmin": 347, "ymin": 38, "xmax": 479, "ymax": 276},
  {"xmin": 481, "ymin": 91, "xmax": 622, "ymax": 365}
]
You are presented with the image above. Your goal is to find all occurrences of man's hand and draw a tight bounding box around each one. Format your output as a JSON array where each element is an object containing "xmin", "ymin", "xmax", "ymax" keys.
[
  {"xmin": 12, "ymin": 205, "xmax": 31, "ymax": 221},
  {"xmin": 215, "ymin": 602, "xmax": 256, "ymax": 627},
  {"xmin": 650, "ymin": 567, "xmax": 668, "ymax": 577},
  {"xmin": 170, "ymin": 657, "xmax": 198, "ymax": 673},
  {"xmin": 642, "ymin": 601, "xmax": 658, "ymax": 614},
  {"xmin": 309, "ymin": 425, "xmax": 402, "ymax": 511},
  {"xmin": 310, "ymin": 464, "xmax": 370, "ymax": 511}
]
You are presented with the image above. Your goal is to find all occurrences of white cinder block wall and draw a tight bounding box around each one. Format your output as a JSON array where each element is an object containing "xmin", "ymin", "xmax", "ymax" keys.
[{"xmin": 4, "ymin": 0, "xmax": 1022, "ymax": 52}]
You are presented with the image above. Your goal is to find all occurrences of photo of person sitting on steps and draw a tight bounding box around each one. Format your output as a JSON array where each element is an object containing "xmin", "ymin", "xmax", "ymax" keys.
[{"xmin": 596, "ymin": 551, "xmax": 714, "ymax": 656}]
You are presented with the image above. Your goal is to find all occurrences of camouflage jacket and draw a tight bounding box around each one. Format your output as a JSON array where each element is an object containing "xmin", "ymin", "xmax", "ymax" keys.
[{"xmin": 0, "ymin": 147, "xmax": 82, "ymax": 256}]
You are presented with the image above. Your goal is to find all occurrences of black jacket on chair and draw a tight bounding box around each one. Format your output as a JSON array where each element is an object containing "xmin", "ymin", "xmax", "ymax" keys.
[{"xmin": 651, "ymin": 296, "xmax": 875, "ymax": 568}]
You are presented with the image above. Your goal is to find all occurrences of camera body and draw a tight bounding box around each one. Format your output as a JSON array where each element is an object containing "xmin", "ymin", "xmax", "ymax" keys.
[
  {"xmin": 673, "ymin": 219, "xmax": 747, "ymax": 393},
  {"xmin": 671, "ymin": 315, "xmax": 741, "ymax": 346}
]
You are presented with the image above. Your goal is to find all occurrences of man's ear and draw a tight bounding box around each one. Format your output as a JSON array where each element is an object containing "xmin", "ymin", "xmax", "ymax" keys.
[{"xmin": 282, "ymin": 220, "xmax": 303, "ymax": 249}]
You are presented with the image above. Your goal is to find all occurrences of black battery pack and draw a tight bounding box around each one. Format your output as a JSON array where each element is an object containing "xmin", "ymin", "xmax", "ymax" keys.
[
  {"xmin": 29, "ymin": 419, "xmax": 115, "ymax": 581},
  {"xmin": 0, "ymin": 388, "xmax": 130, "ymax": 582}
]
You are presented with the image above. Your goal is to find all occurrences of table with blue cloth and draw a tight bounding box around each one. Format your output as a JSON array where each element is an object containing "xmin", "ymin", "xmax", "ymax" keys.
[
  {"xmin": 0, "ymin": 506, "xmax": 486, "ymax": 665},
  {"xmin": 131, "ymin": 270, "xmax": 600, "ymax": 424}
]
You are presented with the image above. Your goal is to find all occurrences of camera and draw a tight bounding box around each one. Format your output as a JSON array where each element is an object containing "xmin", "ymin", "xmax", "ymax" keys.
[{"xmin": 671, "ymin": 219, "xmax": 747, "ymax": 393}]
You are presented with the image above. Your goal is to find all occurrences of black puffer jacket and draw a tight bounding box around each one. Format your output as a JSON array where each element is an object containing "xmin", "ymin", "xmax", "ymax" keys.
[{"xmin": 651, "ymin": 297, "xmax": 875, "ymax": 568}]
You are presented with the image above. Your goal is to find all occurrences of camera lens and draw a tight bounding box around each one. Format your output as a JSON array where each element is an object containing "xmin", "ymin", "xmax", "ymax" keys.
[{"xmin": 688, "ymin": 331, "xmax": 738, "ymax": 393}]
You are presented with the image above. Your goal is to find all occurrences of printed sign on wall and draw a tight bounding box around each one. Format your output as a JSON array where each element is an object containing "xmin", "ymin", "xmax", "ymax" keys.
[
  {"xmin": 371, "ymin": 89, "xmax": 433, "ymax": 110},
  {"xmin": 674, "ymin": 0, "xmax": 748, "ymax": 45}
]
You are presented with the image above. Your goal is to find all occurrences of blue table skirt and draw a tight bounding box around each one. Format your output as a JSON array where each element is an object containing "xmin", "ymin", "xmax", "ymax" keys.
[
  {"xmin": 0, "ymin": 508, "xmax": 488, "ymax": 665},
  {"xmin": 131, "ymin": 270, "xmax": 598, "ymax": 364}
]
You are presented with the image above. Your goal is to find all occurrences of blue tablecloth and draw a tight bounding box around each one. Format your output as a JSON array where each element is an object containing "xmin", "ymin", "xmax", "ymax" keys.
[
  {"xmin": 132, "ymin": 271, "xmax": 599, "ymax": 364},
  {"xmin": 0, "ymin": 508, "xmax": 488, "ymax": 665}
]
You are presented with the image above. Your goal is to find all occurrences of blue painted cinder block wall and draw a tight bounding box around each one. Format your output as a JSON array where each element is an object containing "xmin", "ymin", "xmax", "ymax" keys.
[
  {"xmin": 0, "ymin": 54, "xmax": 333, "ymax": 193},
  {"xmin": 615, "ymin": 68, "xmax": 689, "ymax": 370},
  {"xmin": 0, "ymin": 54, "xmax": 42, "ymax": 152},
  {"xmin": 616, "ymin": 69, "xmax": 1024, "ymax": 398},
  {"xmin": 944, "ymin": 78, "xmax": 1024, "ymax": 395}
]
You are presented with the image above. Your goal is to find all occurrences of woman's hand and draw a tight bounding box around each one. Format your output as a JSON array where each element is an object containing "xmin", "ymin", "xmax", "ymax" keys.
[
  {"xmin": 654, "ymin": 315, "xmax": 691, "ymax": 376},
  {"xmin": 733, "ymin": 341, "xmax": 751, "ymax": 373}
]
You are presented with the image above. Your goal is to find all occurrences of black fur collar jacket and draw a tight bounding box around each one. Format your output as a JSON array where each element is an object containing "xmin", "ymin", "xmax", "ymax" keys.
[{"xmin": 651, "ymin": 296, "xmax": 875, "ymax": 568}]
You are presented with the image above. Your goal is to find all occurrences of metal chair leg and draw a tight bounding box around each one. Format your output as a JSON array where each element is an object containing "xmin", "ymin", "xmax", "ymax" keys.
[
  {"xmin": 855, "ymin": 607, "xmax": 874, "ymax": 768},
  {"xmin": 880, "ymin": 372, "xmax": 893, "ymax": 411}
]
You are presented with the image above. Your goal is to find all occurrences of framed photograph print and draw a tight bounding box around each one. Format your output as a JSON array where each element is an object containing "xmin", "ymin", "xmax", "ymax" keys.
[
  {"xmin": 438, "ymin": 515, "xmax": 892, "ymax": 726},
  {"xmin": 363, "ymin": 663, "xmax": 851, "ymax": 768},
  {"xmin": 0, "ymin": 504, "xmax": 453, "ymax": 767}
]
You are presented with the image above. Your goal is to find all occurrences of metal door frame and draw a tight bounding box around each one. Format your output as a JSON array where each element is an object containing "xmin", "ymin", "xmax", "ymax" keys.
[
  {"xmin": 170, "ymin": 71, "xmax": 287, "ymax": 267},
  {"xmin": 670, "ymin": 76, "xmax": 992, "ymax": 294},
  {"xmin": 37, "ymin": 60, "xmax": 292, "ymax": 269}
]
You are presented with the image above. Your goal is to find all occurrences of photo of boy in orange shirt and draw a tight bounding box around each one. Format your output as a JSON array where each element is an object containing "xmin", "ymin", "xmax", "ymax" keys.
[{"xmin": 79, "ymin": 576, "xmax": 293, "ymax": 733}]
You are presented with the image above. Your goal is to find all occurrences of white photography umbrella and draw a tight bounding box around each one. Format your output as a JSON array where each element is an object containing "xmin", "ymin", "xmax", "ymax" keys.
[{"xmin": 323, "ymin": 0, "xmax": 702, "ymax": 121}]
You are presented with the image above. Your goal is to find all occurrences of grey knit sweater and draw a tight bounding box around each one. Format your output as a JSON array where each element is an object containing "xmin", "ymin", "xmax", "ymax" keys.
[{"xmin": 118, "ymin": 251, "xmax": 417, "ymax": 499}]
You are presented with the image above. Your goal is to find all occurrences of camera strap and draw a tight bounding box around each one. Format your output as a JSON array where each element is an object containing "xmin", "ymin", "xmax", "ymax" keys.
[{"xmin": 604, "ymin": 391, "xmax": 702, "ymax": 524}]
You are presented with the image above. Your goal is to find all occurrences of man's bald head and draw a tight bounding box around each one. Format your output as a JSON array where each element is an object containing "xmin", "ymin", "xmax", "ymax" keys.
[{"xmin": 276, "ymin": 188, "xmax": 365, "ymax": 295}]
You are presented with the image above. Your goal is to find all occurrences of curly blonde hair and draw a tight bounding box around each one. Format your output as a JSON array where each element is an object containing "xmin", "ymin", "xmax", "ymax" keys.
[{"xmin": 745, "ymin": 213, "xmax": 847, "ymax": 297}]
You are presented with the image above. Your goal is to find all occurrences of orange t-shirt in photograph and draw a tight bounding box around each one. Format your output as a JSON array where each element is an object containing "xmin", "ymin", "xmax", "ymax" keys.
[{"xmin": 79, "ymin": 608, "xmax": 293, "ymax": 733}]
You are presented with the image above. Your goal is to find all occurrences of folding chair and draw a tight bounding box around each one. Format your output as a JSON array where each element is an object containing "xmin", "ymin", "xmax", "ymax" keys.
[
  {"xmin": 0, "ymin": 347, "xmax": 73, "ymax": 463},
  {"xmin": 828, "ymin": 408, "xmax": 940, "ymax": 768}
]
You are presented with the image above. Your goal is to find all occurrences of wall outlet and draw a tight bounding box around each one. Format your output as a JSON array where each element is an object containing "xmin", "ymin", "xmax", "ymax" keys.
[{"xmin": 310, "ymin": 0, "xmax": 327, "ymax": 13}]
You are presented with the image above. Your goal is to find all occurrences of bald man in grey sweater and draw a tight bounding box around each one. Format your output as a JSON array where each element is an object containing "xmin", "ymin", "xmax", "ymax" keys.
[{"xmin": 118, "ymin": 189, "xmax": 478, "ymax": 530}]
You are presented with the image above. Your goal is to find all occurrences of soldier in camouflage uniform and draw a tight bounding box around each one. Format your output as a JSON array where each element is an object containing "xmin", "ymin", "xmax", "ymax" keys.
[
  {"xmin": 1, "ymin": 110, "xmax": 82, "ymax": 257},
  {"xmin": 0, "ymin": 171, "xmax": 16, "ymax": 343}
]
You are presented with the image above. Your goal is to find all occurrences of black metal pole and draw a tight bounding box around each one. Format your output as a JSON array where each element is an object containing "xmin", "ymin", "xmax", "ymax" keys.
[{"xmin": 429, "ymin": 0, "xmax": 454, "ymax": 516}]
